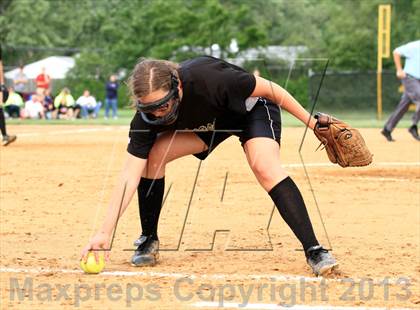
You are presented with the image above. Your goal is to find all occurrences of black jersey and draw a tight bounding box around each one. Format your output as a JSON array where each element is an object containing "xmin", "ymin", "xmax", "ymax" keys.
[{"xmin": 127, "ymin": 56, "xmax": 256, "ymax": 159}]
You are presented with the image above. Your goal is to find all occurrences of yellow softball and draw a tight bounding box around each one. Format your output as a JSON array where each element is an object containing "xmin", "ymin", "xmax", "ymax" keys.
[{"xmin": 80, "ymin": 252, "xmax": 105, "ymax": 274}]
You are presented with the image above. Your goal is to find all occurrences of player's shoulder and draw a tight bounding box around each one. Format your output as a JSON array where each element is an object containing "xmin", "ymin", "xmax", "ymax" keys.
[
  {"xmin": 130, "ymin": 112, "xmax": 147, "ymax": 129},
  {"xmin": 395, "ymin": 40, "xmax": 420, "ymax": 54},
  {"xmin": 180, "ymin": 56, "xmax": 247, "ymax": 81},
  {"xmin": 403, "ymin": 40, "xmax": 420, "ymax": 50},
  {"xmin": 180, "ymin": 55, "xmax": 221, "ymax": 67},
  {"xmin": 180, "ymin": 55, "xmax": 241, "ymax": 71}
]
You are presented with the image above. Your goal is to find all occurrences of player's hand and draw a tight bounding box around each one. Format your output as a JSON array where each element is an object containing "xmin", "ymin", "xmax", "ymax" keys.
[
  {"xmin": 396, "ymin": 69, "xmax": 406, "ymax": 79},
  {"xmin": 80, "ymin": 231, "xmax": 111, "ymax": 263}
]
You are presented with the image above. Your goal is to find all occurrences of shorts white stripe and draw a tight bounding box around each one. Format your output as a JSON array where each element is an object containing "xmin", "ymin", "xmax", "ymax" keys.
[{"xmin": 262, "ymin": 99, "xmax": 276, "ymax": 140}]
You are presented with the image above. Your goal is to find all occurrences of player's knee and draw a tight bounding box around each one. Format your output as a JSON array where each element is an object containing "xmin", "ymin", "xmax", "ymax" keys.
[
  {"xmin": 252, "ymin": 162, "xmax": 277, "ymax": 183},
  {"xmin": 148, "ymin": 147, "xmax": 168, "ymax": 167},
  {"xmin": 253, "ymin": 160, "xmax": 289, "ymax": 185}
]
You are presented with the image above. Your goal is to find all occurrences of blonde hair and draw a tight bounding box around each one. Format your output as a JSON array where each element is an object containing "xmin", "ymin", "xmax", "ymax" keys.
[{"xmin": 128, "ymin": 58, "xmax": 179, "ymax": 104}]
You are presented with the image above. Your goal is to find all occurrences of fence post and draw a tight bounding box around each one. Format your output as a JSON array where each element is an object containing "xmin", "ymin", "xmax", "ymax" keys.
[{"xmin": 377, "ymin": 4, "xmax": 391, "ymax": 120}]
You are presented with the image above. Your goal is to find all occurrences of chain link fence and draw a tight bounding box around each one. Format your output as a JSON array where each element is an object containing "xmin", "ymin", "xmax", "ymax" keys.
[
  {"xmin": 308, "ymin": 70, "xmax": 402, "ymax": 113},
  {"xmin": 243, "ymin": 61, "xmax": 403, "ymax": 114}
]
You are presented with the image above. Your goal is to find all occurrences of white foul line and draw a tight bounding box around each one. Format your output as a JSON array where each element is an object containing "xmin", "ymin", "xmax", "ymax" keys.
[
  {"xmin": 10, "ymin": 127, "xmax": 420, "ymax": 168},
  {"xmin": 192, "ymin": 301, "xmax": 411, "ymax": 310},
  {"xmin": 347, "ymin": 176, "xmax": 412, "ymax": 182},
  {"xmin": 0, "ymin": 267, "xmax": 408, "ymax": 285},
  {"xmin": 16, "ymin": 126, "xmax": 128, "ymax": 137}
]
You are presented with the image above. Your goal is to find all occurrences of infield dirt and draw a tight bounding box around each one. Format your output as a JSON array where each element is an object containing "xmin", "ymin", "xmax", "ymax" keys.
[{"xmin": 1, "ymin": 125, "xmax": 419, "ymax": 309}]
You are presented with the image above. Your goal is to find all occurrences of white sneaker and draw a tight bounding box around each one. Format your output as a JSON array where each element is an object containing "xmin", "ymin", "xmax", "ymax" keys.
[{"xmin": 306, "ymin": 245, "xmax": 338, "ymax": 276}]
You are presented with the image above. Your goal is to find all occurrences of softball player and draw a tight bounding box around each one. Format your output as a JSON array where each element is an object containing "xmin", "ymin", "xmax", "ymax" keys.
[
  {"xmin": 81, "ymin": 56, "xmax": 337, "ymax": 276},
  {"xmin": 0, "ymin": 46, "xmax": 17, "ymax": 146}
]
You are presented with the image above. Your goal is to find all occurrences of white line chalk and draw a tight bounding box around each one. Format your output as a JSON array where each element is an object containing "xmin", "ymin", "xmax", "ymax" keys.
[
  {"xmin": 16, "ymin": 126, "xmax": 128, "ymax": 137},
  {"xmin": 0, "ymin": 267, "xmax": 410, "ymax": 285}
]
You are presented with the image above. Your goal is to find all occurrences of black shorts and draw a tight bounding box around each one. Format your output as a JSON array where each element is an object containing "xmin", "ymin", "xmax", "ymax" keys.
[{"xmin": 194, "ymin": 98, "xmax": 281, "ymax": 160}]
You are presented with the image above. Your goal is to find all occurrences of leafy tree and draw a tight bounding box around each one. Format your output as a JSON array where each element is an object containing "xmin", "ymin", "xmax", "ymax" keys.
[{"xmin": 2, "ymin": 0, "xmax": 419, "ymax": 91}]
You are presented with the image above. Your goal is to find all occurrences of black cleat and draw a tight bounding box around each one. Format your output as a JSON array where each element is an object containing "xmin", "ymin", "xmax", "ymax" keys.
[
  {"xmin": 381, "ymin": 128, "xmax": 395, "ymax": 142},
  {"xmin": 306, "ymin": 245, "xmax": 338, "ymax": 276},
  {"xmin": 131, "ymin": 235, "xmax": 159, "ymax": 267},
  {"xmin": 408, "ymin": 125, "xmax": 420, "ymax": 141},
  {"xmin": 2, "ymin": 134, "xmax": 17, "ymax": 146}
]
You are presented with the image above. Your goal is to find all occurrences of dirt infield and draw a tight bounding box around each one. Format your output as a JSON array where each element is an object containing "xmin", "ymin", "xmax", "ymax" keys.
[{"xmin": 0, "ymin": 125, "xmax": 419, "ymax": 309}]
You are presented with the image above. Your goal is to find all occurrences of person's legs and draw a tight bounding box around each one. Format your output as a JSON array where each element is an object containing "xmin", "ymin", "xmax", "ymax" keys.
[
  {"xmin": 52, "ymin": 108, "xmax": 59, "ymax": 119},
  {"xmin": 382, "ymin": 78, "xmax": 414, "ymax": 141},
  {"xmin": 81, "ymin": 106, "xmax": 88, "ymax": 118},
  {"xmin": 4, "ymin": 106, "xmax": 12, "ymax": 118},
  {"xmin": 85, "ymin": 107, "xmax": 93, "ymax": 118},
  {"xmin": 104, "ymin": 98, "xmax": 110, "ymax": 118},
  {"xmin": 244, "ymin": 138, "xmax": 318, "ymax": 248},
  {"xmin": 111, "ymin": 98, "xmax": 118, "ymax": 118},
  {"xmin": 383, "ymin": 93, "xmax": 411, "ymax": 131},
  {"xmin": 5, "ymin": 105, "xmax": 19, "ymax": 118},
  {"xmin": 132, "ymin": 131, "xmax": 208, "ymax": 266},
  {"xmin": 243, "ymin": 138, "xmax": 337, "ymax": 275},
  {"xmin": 144, "ymin": 131, "xmax": 208, "ymax": 179},
  {"xmin": 73, "ymin": 105, "xmax": 81, "ymax": 119},
  {"xmin": 0, "ymin": 107, "xmax": 16, "ymax": 146},
  {"xmin": 409, "ymin": 100, "xmax": 420, "ymax": 141},
  {"xmin": 412, "ymin": 101, "xmax": 420, "ymax": 126},
  {"xmin": 403, "ymin": 77, "xmax": 420, "ymax": 140},
  {"xmin": 11, "ymin": 105, "xmax": 20, "ymax": 118},
  {"xmin": 0, "ymin": 107, "xmax": 7, "ymax": 136},
  {"xmin": 66, "ymin": 107, "xmax": 73, "ymax": 119},
  {"xmin": 93, "ymin": 102, "xmax": 102, "ymax": 118},
  {"xmin": 239, "ymin": 98, "xmax": 337, "ymax": 275}
]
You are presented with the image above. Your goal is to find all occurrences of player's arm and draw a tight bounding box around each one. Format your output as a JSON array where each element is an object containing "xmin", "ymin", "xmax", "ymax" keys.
[
  {"xmin": 392, "ymin": 50, "xmax": 406, "ymax": 79},
  {"xmin": 81, "ymin": 153, "xmax": 147, "ymax": 260},
  {"xmin": 251, "ymin": 76, "xmax": 316, "ymax": 129},
  {"xmin": 100, "ymin": 153, "xmax": 146, "ymax": 234}
]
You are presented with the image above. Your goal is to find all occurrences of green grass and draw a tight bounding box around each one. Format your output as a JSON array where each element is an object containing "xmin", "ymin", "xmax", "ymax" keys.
[
  {"xmin": 6, "ymin": 108, "xmax": 414, "ymax": 128},
  {"xmin": 282, "ymin": 109, "xmax": 414, "ymax": 128},
  {"xmin": 7, "ymin": 108, "xmax": 136, "ymax": 126}
]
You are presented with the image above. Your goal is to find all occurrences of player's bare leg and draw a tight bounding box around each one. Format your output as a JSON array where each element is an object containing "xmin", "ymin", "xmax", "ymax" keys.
[
  {"xmin": 132, "ymin": 131, "xmax": 207, "ymax": 266},
  {"xmin": 143, "ymin": 131, "xmax": 208, "ymax": 179},
  {"xmin": 244, "ymin": 137, "xmax": 338, "ymax": 276}
]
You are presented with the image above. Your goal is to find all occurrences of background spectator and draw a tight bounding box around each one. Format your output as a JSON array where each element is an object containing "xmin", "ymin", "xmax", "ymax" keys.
[
  {"xmin": 4, "ymin": 87, "xmax": 23, "ymax": 118},
  {"xmin": 105, "ymin": 74, "xmax": 119, "ymax": 119},
  {"xmin": 43, "ymin": 89, "xmax": 55, "ymax": 119},
  {"xmin": 35, "ymin": 66, "xmax": 51, "ymax": 95},
  {"xmin": 76, "ymin": 89, "xmax": 101, "ymax": 119},
  {"xmin": 22, "ymin": 94, "xmax": 45, "ymax": 119},
  {"xmin": 13, "ymin": 65, "xmax": 28, "ymax": 100},
  {"xmin": 53, "ymin": 87, "xmax": 75, "ymax": 119}
]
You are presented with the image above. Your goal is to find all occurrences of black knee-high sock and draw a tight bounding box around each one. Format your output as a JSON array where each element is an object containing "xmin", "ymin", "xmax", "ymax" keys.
[
  {"xmin": 269, "ymin": 177, "xmax": 319, "ymax": 252},
  {"xmin": 137, "ymin": 177, "xmax": 165, "ymax": 240},
  {"xmin": 0, "ymin": 108, "xmax": 7, "ymax": 136}
]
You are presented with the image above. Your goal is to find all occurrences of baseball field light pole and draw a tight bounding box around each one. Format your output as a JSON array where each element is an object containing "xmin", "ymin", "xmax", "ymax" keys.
[{"xmin": 376, "ymin": 4, "xmax": 391, "ymax": 120}]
